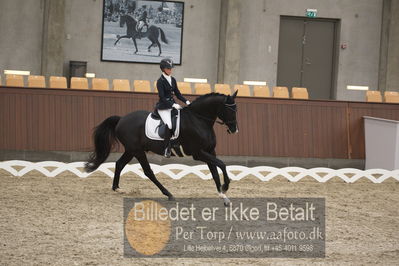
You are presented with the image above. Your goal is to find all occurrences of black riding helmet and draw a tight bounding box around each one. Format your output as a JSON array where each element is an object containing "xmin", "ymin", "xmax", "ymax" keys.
[{"xmin": 160, "ymin": 59, "xmax": 174, "ymax": 71}]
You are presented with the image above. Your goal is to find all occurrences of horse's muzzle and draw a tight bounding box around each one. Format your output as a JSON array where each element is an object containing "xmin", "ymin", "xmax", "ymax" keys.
[
  {"xmin": 226, "ymin": 122, "xmax": 238, "ymax": 134},
  {"xmin": 227, "ymin": 128, "xmax": 238, "ymax": 134}
]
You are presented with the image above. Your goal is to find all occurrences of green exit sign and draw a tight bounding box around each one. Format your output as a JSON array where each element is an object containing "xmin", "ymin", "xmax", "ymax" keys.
[{"xmin": 306, "ymin": 9, "xmax": 317, "ymax": 18}]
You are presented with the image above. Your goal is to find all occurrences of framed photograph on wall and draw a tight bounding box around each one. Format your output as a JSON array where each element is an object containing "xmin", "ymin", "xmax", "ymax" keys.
[{"xmin": 101, "ymin": 0, "xmax": 184, "ymax": 64}]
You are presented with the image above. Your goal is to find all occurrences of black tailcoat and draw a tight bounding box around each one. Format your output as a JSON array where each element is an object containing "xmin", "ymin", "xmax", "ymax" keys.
[{"xmin": 156, "ymin": 75, "xmax": 187, "ymax": 110}]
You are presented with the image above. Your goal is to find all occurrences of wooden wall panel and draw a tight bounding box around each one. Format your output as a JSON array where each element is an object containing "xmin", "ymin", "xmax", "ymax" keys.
[
  {"xmin": 1, "ymin": 87, "xmax": 399, "ymax": 159},
  {"xmin": 219, "ymin": 98, "xmax": 348, "ymax": 158},
  {"xmin": 310, "ymin": 104, "xmax": 348, "ymax": 158}
]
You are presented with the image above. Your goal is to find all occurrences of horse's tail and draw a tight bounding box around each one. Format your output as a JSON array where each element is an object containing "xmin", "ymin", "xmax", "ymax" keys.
[
  {"xmin": 85, "ymin": 116, "xmax": 121, "ymax": 173},
  {"xmin": 159, "ymin": 28, "xmax": 168, "ymax": 44}
]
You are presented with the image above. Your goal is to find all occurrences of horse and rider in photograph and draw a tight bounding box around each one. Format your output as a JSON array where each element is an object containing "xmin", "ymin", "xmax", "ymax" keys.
[
  {"xmin": 114, "ymin": 13, "xmax": 168, "ymax": 56},
  {"xmin": 85, "ymin": 59, "xmax": 239, "ymax": 206}
]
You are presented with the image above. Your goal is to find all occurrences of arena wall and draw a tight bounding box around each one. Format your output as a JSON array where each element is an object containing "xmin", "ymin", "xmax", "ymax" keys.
[
  {"xmin": 2, "ymin": 86, "xmax": 399, "ymax": 162},
  {"xmin": 0, "ymin": 0, "xmax": 44, "ymax": 75},
  {"xmin": 0, "ymin": 0, "xmax": 396, "ymax": 101},
  {"xmin": 238, "ymin": 0, "xmax": 383, "ymax": 101},
  {"xmin": 63, "ymin": 0, "xmax": 222, "ymax": 83}
]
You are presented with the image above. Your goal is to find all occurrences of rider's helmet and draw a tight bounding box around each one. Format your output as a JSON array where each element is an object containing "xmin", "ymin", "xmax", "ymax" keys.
[{"xmin": 160, "ymin": 59, "xmax": 174, "ymax": 71}]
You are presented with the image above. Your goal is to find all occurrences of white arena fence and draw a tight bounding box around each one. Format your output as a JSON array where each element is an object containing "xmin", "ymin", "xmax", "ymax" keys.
[{"xmin": 0, "ymin": 160, "xmax": 398, "ymax": 183}]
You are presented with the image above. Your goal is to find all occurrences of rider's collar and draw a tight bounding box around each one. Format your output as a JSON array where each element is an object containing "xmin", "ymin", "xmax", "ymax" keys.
[{"xmin": 162, "ymin": 73, "xmax": 172, "ymax": 86}]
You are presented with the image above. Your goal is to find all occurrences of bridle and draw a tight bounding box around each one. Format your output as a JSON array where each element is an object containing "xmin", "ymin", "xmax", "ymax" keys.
[
  {"xmin": 189, "ymin": 99, "xmax": 238, "ymax": 128},
  {"xmin": 219, "ymin": 103, "xmax": 237, "ymax": 126}
]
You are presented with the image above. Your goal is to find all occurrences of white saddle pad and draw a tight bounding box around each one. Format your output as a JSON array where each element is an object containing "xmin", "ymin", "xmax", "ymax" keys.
[{"xmin": 145, "ymin": 111, "xmax": 180, "ymax": 141}]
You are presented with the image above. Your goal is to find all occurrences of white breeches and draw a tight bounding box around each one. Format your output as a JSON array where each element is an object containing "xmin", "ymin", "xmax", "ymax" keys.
[
  {"xmin": 158, "ymin": 109, "xmax": 172, "ymax": 129},
  {"xmin": 138, "ymin": 21, "xmax": 145, "ymax": 30}
]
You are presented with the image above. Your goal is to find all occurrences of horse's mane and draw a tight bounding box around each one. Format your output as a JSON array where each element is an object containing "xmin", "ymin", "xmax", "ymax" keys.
[
  {"xmin": 190, "ymin": 93, "xmax": 226, "ymax": 106},
  {"xmin": 121, "ymin": 14, "xmax": 135, "ymax": 22}
]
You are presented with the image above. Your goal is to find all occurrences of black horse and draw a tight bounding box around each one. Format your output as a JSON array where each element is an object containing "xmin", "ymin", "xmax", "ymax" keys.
[
  {"xmin": 114, "ymin": 15, "xmax": 168, "ymax": 56},
  {"xmin": 85, "ymin": 92, "xmax": 238, "ymax": 206}
]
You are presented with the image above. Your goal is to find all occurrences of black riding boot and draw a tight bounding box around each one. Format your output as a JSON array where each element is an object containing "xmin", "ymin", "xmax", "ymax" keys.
[{"xmin": 163, "ymin": 128, "xmax": 172, "ymax": 158}]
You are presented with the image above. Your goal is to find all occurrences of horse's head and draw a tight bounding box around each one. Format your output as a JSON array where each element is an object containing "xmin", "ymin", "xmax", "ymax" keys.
[
  {"xmin": 189, "ymin": 92, "xmax": 239, "ymax": 134},
  {"xmin": 219, "ymin": 91, "xmax": 239, "ymax": 134}
]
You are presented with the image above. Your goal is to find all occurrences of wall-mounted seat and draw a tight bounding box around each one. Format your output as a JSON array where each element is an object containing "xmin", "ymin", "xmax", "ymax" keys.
[
  {"xmin": 366, "ymin": 90, "xmax": 382, "ymax": 102},
  {"xmin": 70, "ymin": 77, "xmax": 89, "ymax": 89},
  {"xmin": 292, "ymin": 87, "xmax": 309, "ymax": 99},
  {"xmin": 233, "ymin": 84, "xmax": 251, "ymax": 97},
  {"xmin": 177, "ymin": 82, "xmax": 192, "ymax": 94},
  {"xmin": 214, "ymin": 83, "xmax": 231, "ymax": 95},
  {"xmin": 253, "ymin": 85, "xmax": 270, "ymax": 97},
  {"xmin": 134, "ymin": 80, "xmax": 151, "ymax": 93},
  {"xmin": 49, "ymin": 76, "xmax": 67, "ymax": 89},
  {"xmin": 28, "ymin": 75, "xmax": 46, "ymax": 88},
  {"xmin": 113, "ymin": 79, "xmax": 131, "ymax": 91},
  {"xmin": 153, "ymin": 80, "xmax": 158, "ymax": 92},
  {"xmin": 6, "ymin": 74, "xmax": 24, "ymax": 87},
  {"xmin": 92, "ymin": 78, "xmax": 110, "ymax": 90},
  {"xmin": 194, "ymin": 83, "xmax": 212, "ymax": 95},
  {"xmin": 384, "ymin": 91, "xmax": 399, "ymax": 103},
  {"xmin": 273, "ymin": 86, "xmax": 289, "ymax": 98}
]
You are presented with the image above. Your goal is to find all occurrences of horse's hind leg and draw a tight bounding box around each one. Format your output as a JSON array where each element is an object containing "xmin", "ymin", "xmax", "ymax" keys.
[
  {"xmin": 136, "ymin": 151, "xmax": 174, "ymax": 200},
  {"xmin": 156, "ymin": 40, "xmax": 162, "ymax": 56},
  {"xmin": 132, "ymin": 38, "xmax": 138, "ymax": 54},
  {"xmin": 112, "ymin": 151, "xmax": 134, "ymax": 191}
]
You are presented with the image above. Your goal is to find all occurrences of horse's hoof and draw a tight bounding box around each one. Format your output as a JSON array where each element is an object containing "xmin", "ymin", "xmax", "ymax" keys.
[
  {"xmin": 223, "ymin": 198, "xmax": 231, "ymax": 207},
  {"xmin": 114, "ymin": 188, "xmax": 126, "ymax": 194},
  {"xmin": 134, "ymin": 51, "xmax": 138, "ymax": 54},
  {"xmin": 168, "ymin": 195, "xmax": 175, "ymax": 201},
  {"xmin": 222, "ymin": 183, "xmax": 229, "ymax": 193}
]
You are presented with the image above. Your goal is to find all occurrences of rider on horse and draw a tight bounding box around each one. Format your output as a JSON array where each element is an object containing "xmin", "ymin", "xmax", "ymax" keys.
[
  {"xmin": 156, "ymin": 59, "xmax": 190, "ymax": 158},
  {"xmin": 136, "ymin": 5, "xmax": 149, "ymax": 39}
]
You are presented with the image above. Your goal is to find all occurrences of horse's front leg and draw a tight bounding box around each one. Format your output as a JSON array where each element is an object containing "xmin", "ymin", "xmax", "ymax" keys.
[
  {"xmin": 114, "ymin": 35, "xmax": 129, "ymax": 45},
  {"xmin": 147, "ymin": 43, "xmax": 154, "ymax": 52},
  {"xmin": 193, "ymin": 150, "xmax": 231, "ymax": 206},
  {"xmin": 207, "ymin": 163, "xmax": 231, "ymax": 206},
  {"xmin": 205, "ymin": 150, "xmax": 230, "ymax": 192}
]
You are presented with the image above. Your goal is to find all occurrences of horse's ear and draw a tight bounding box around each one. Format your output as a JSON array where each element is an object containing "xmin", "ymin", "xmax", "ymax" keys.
[{"xmin": 232, "ymin": 90, "xmax": 238, "ymax": 99}]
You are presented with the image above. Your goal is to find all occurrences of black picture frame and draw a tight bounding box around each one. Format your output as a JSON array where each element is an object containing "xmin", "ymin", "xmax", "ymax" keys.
[{"xmin": 101, "ymin": 0, "xmax": 184, "ymax": 65}]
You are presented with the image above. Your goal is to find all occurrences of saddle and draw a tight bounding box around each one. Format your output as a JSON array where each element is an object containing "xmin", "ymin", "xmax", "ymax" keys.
[
  {"xmin": 136, "ymin": 21, "xmax": 148, "ymax": 33},
  {"xmin": 145, "ymin": 109, "xmax": 180, "ymax": 141}
]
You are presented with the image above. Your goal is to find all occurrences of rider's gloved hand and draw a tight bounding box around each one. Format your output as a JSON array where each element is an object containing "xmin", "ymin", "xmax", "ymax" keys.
[
  {"xmin": 186, "ymin": 101, "xmax": 191, "ymax": 105},
  {"xmin": 172, "ymin": 103, "xmax": 182, "ymax": 110}
]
